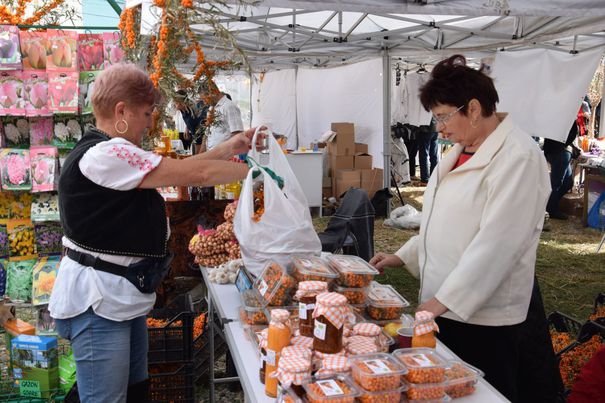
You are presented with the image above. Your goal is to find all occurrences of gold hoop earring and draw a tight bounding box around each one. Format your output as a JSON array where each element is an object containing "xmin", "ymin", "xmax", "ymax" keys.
[
  {"xmin": 115, "ymin": 119, "xmax": 128, "ymax": 134},
  {"xmin": 470, "ymin": 120, "xmax": 478, "ymax": 129}
]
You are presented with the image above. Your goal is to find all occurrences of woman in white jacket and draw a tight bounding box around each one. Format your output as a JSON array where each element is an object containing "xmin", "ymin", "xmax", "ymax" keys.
[{"xmin": 371, "ymin": 55, "xmax": 562, "ymax": 402}]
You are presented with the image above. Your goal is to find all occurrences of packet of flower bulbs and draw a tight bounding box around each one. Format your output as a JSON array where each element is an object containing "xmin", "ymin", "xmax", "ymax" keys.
[
  {"xmin": 23, "ymin": 71, "xmax": 50, "ymax": 116},
  {"xmin": 20, "ymin": 31, "xmax": 47, "ymax": 70},
  {"xmin": 29, "ymin": 117, "xmax": 53, "ymax": 146},
  {"xmin": 1, "ymin": 116, "xmax": 30, "ymax": 148},
  {"xmin": 31, "ymin": 194, "xmax": 60, "ymax": 223},
  {"xmin": 46, "ymin": 29, "xmax": 77, "ymax": 71},
  {"xmin": 0, "ymin": 26, "xmax": 22, "ymax": 70},
  {"xmin": 1, "ymin": 149, "xmax": 32, "ymax": 191},
  {"xmin": 0, "ymin": 71, "xmax": 25, "ymax": 115},
  {"xmin": 32, "ymin": 257, "xmax": 60, "ymax": 306},
  {"xmin": 53, "ymin": 115, "xmax": 82, "ymax": 149},
  {"xmin": 7, "ymin": 219, "xmax": 36, "ymax": 262},
  {"xmin": 34, "ymin": 222, "xmax": 62, "ymax": 257},
  {"xmin": 30, "ymin": 146, "xmax": 58, "ymax": 193},
  {"xmin": 80, "ymin": 113, "xmax": 95, "ymax": 134},
  {"xmin": 79, "ymin": 71, "xmax": 99, "ymax": 115},
  {"xmin": 10, "ymin": 192, "xmax": 33, "ymax": 220},
  {"xmin": 36, "ymin": 305, "xmax": 57, "ymax": 335},
  {"xmin": 48, "ymin": 72, "xmax": 79, "ymax": 113},
  {"xmin": 5, "ymin": 259, "xmax": 35, "ymax": 303},
  {"xmin": 0, "ymin": 259, "xmax": 6, "ymax": 296},
  {"xmin": 102, "ymin": 31, "xmax": 124, "ymax": 67},
  {"xmin": 78, "ymin": 33, "xmax": 104, "ymax": 71},
  {"xmin": 0, "ymin": 224, "xmax": 8, "ymax": 259}
]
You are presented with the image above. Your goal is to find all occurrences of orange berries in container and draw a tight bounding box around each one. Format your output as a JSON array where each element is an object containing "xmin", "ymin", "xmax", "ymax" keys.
[
  {"xmin": 366, "ymin": 282, "xmax": 410, "ymax": 321},
  {"xmin": 253, "ymin": 261, "xmax": 297, "ymax": 307},
  {"xmin": 302, "ymin": 374, "xmax": 361, "ymax": 403},
  {"xmin": 392, "ymin": 348, "xmax": 448, "ymax": 384},
  {"xmin": 358, "ymin": 385, "xmax": 405, "ymax": 403},
  {"xmin": 403, "ymin": 379, "xmax": 447, "ymax": 401},
  {"xmin": 325, "ymin": 255, "xmax": 379, "ymax": 288},
  {"xmin": 349, "ymin": 353, "xmax": 405, "ymax": 392},
  {"xmin": 291, "ymin": 255, "xmax": 339, "ymax": 284},
  {"xmin": 444, "ymin": 361, "xmax": 484, "ymax": 398},
  {"xmin": 334, "ymin": 285, "xmax": 368, "ymax": 305}
]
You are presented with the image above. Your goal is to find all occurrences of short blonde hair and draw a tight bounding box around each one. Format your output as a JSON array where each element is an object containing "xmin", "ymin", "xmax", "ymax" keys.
[{"xmin": 91, "ymin": 63, "xmax": 161, "ymax": 119}]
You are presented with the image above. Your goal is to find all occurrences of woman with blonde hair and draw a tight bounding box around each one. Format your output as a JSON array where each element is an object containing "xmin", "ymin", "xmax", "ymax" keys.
[{"xmin": 49, "ymin": 63, "xmax": 256, "ymax": 402}]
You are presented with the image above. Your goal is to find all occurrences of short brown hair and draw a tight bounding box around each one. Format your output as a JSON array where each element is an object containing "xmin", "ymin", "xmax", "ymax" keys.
[
  {"xmin": 91, "ymin": 63, "xmax": 162, "ymax": 119},
  {"xmin": 420, "ymin": 55, "xmax": 499, "ymax": 117}
]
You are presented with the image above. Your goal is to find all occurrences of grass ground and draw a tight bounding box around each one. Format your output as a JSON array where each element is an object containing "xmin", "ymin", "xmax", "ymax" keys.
[{"xmin": 314, "ymin": 183, "xmax": 605, "ymax": 321}]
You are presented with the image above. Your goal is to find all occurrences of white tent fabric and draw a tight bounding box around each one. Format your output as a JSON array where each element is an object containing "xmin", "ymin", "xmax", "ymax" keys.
[
  {"xmin": 492, "ymin": 48, "xmax": 603, "ymax": 142},
  {"xmin": 297, "ymin": 58, "xmax": 384, "ymax": 167},
  {"xmin": 251, "ymin": 69, "xmax": 298, "ymax": 149}
]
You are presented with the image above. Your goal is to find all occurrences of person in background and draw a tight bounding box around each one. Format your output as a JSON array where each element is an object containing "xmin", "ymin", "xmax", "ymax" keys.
[
  {"xmin": 543, "ymin": 122, "xmax": 579, "ymax": 220},
  {"xmin": 370, "ymin": 55, "xmax": 562, "ymax": 402},
  {"xmin": 207, "ymin": 91, "xmax": 244, "ymax": 150},
  {"xmin": 174, "ymin": 89, "xmax": 208, "ymax": 154},
  {"xmin": 418, "ymin": 117, "xmax": 439, "ymax": 183},
  {"xmin": 49, "ymin": 63, "xmax": 258, "ymax": 403}
]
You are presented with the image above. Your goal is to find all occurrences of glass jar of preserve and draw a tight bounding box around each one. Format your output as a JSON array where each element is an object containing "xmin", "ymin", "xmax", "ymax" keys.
[
  {"xmin": 411, "ymin": 310, "xmax": 439, "ymax": 349},
  {"xmin": 275, "ymin": 354, "xmax": 312, "ymax": 398},
  {"xmin": 316, "ymin": 354, "xmax": 351, "ymax": 376},
  {"xmin": 295, "ymin": 281, "xmax": 329, "ymax": 338},
  {"xmin": 265, "ymin": 309, "xmax": 292, "ymax": 397},
  {"xmin": 312, "ymin": 292, "xmax": 348, "ymax": 354},
  {"xmin": 258, "ymin": 328, "xmax": 268, "ymax": 384}
]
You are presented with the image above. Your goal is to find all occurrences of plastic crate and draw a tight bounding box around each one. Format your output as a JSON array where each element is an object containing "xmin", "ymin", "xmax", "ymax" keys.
[
  {"xmin": 147, "ymin": 294, "xmax": 195, "ymax": 364},
  {"xmin": 548, "ymin": 311, "xmax": 583, "ymax": 338},
  {"xmin": 593, "ymin": 293, "xmax": 605, "ymax": 316},
  {"xmin": 149, "ymin": 362, "xmax": 195, "ymax": 403}
]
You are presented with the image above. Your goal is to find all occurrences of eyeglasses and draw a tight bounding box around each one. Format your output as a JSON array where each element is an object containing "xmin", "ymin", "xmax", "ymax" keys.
[{"xmin": 433, "ymin": 105, "xmax": 464, "ymax": 127}]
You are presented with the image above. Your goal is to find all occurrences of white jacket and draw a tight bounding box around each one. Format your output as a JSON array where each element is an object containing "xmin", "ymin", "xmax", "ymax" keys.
[{"xmin": 396, "ymin": 114, "xmax": 550, "ymax": 326}]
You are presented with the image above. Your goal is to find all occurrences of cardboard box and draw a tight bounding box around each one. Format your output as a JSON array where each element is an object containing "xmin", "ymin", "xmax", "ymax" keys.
[
  {"xmin": 336, "ymin": 179, "xmax": 361, "ymax": 198},
  {"xmin": 323, "ymin": 187, "xmax": 332, "ymax": 199},
  {"xmin": 336, "ymin": 169, "xmax": 361, "ymax": 182},
  {"xmin": 354, "ymin": 154, "xmax": 373, "ymax": 170},
  {"xmin": 355, "ymin": 143, "xmax": 368, "ymax": 154},
  {"xmin": 328, "ymin": 123, "xmax": 355, "ymax": 156},
  {"xmin": 322, "ymin": 177, "xmax": 332, "ymax": 188},
  {"xmin": 329, "ymin": 154, "xmax": 354, "ymax": 177},
  {"xmin": 361, "ymin": 168, "xmax": 384, "ymax": 199},
  {"xmin": 12, "ymin": 335, "xmax": 59, "ymax": 399}
]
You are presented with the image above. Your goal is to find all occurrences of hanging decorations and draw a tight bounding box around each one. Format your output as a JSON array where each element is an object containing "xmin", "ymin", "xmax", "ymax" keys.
[{"xmin": 0, "ymin": 0, "xmax": 67, "ymax": 26}]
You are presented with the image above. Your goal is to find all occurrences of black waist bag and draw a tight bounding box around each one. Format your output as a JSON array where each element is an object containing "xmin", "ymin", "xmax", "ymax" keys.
[{"xmin": 66, "ymin": 249, "xmax": 174, "ymax": 294}]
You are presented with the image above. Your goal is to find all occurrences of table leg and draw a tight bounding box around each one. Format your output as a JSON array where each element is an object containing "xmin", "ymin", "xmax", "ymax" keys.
[{"xmin": 209, "ymin": 295, "xmax": 215, "ymax": 403}]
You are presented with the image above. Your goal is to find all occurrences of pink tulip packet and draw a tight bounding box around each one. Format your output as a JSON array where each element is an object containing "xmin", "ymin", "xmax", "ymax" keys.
[
  {"xmin": 48, "ymin": 72, "xmax": 79, "ymax": 113},
  {"xmin": 23, "ymin": 71, "xmax": 50, "ymax": 116},
  {"xmin": 29, "ymin": 117, "xmax": 53, "ymax": 146},
  {"xmin": 78, "ymin": 71, "xmax": 99, "ymax": 115},
  {"xmin": 46, "ymin": 29, "xmax": 77, "ymax": 72},
  {"xmin": 0, "ymin": 71, "xmax": 25, "ymax": 115},
  {"xmin": 102, "ymin": 32, "xmax": 124, "ymax": 67},
  {"xmin": 1, "ymin": 116, "xmax": 30, "ymax": 148},
  {"xmin": 20, "ymin": 31, "xmax": 47, "ymax": 70},
  {"xmin": 53, "ymin": 114, "xmax": 82, "ymax": 149},
  {"xmin": 78, "ymin": 34, "xmax": 104, "ymax": 71},
  {"xmin": 0, "ymin": 26, "xmax": 22, "ymax": 70},
  {"xmin": 30, "ymin": 146, "xmax": 58, "ymax": 193},
  {"xmin": 1, "ymin": 149, "xmax": 32, "ymax": 191}
]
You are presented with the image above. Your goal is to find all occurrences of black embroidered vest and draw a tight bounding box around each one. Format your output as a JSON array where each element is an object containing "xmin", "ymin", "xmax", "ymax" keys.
[{"xmin": 59, "ymin": 129, "xmax": 168, "ymax": 258}]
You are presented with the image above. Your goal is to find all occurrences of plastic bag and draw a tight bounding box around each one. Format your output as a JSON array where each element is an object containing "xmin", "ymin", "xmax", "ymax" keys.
[
  {"xmin": 383, "ymin": 205, "xmax": 422, "ymax": 230},
  {"xmin": 0, "ymin": 71, "xmax": 25, "ymax": 115},
  {"xmin": 0, "ymin": 25, "xmax": 22, "ymax": 70},
  {"xmin": 23, "ymin": 71, "xmax": 50, "ymax": 116},
  {"xmin": 20, "ymin": 31, "xmax": 47, "ymax": 70},
  {"xmin": 234, "ymin": 128, "xmax": 321, "ymax": 276}
]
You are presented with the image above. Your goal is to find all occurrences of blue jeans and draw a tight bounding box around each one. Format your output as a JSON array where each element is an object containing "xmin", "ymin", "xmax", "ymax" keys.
[
  {"xmin": 419, "ymin": 131, "xmax": 439, "ymax": 182},
  {"xmin": 55, "ymin": 308, "xmax": 148, "ymax": 403},
  {"xmin": 545, "ymin": 150, "xmax": 573, "ymax": 214}
]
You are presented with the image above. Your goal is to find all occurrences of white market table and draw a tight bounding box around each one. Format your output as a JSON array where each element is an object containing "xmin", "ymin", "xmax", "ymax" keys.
[
  {"xmin": 202, "ymin": 272, "xmax": 510, "ymax": 403},
  {"xmin": 259, "ymin": 151, "xmax": 323, "ymax": 215}
]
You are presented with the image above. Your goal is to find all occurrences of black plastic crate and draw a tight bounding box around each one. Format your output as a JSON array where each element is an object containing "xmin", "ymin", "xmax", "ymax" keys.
[
  {"xmin": 147, "ymin": 294, "xmax": 195, "ymax": 364},
  {"xmin": 193, "ymin": 329, "xmax": 228, "ymax": 382},
  {"xmin": 149, "ymin": 362, "xmax": 195, "ymax": 403},
  {"xmin": 593, "ymin": 292, "xmax": 605, "ymax": 316},
  {"xmin": 548, "ymin": 311, "xmax": 583, "ymax": 338}
]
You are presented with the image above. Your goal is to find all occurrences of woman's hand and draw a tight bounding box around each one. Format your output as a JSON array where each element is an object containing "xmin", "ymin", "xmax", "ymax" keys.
[
  {"xmin": 417, "ymin": 297, "xmax": 448, "ymax": 318},
  {"xmin": 369, "ymin": 253, "xmax": 403, "ymax": 274}
]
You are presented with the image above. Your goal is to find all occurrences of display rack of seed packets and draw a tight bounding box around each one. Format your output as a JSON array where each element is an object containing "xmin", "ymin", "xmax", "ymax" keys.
[{"xmin": 0, "ymin": 25, "xmax": 125, "ymax": 334}]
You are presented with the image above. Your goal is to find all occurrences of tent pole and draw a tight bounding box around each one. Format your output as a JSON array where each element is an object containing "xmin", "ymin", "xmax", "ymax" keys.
[
  {"xmin": 601, "ymin": 58, "xmax": 605, "ymax": 138},
  {"xmin": 295, "ymin": 65, "xmax": 300, "ymax": 149},
  {"xmin": 382, "ymin": 49, "xmax": 392, "ymax": 214}
]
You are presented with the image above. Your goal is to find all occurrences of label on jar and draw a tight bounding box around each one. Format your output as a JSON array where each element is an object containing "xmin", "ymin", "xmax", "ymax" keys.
[
  {"xmin": 260, "ymin": 352, "xmax": 266, "ymax": 368},
  {"xmin": 409, "ymin": 353, "xmax": 434, "ymax": 368},
  {"xmin": 363, "ymin": 359, "xmax": 392, "ymax": 374},
  {"xmin": 314, "ymin": 320, "xmax": 327, "ymax": 340},
  {"xmin": 277, "ymin": 384, "xmax": 283, "ymax": 399},
  {"xmin": 316, "ymin": 379, "xmax": 344, "ymax": 396},
  {"xmin": 258, "ymin": 279, "xmax": 269, "ymax": 296},
  {"xmin": 266, "ymin": 349, "xmax": 277, "ymax": 366},
  {"xmin": 299, "ymin": 303, "xmax": 315, "ymax": 319}
]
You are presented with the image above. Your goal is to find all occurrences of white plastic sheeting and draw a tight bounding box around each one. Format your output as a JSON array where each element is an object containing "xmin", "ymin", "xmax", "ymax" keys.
[
  {"xmin": 251, "ymin": 69, "xmax": 298, "ymax": 149},
  {"xmin": 493, "ymin": 48, "xmax": 603, "ymax": 142},
  {"xmin": 297, "ymin": 58, "xmax": 384, "ymax": 167}
]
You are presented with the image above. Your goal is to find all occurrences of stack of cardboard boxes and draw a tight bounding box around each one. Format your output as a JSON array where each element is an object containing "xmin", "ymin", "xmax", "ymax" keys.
[{"xmin": 325, "ymin": 122, "xmax": 383, "ymax": 200}]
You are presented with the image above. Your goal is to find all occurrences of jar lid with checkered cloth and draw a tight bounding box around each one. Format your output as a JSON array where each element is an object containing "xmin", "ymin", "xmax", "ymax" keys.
[
  {"xmin": 352, "ymin": 323, "xmax": 382, "ymax": 337},
  {"xmin": 313, "ymin": 292, "xmax": 348, "ymax": 329},
  {"xmin": 270, "ymin": 308, "xmax": 291, "ymax": 329},
  {"xmin": 275, "ymin": 354, "xmax": 312, "ymax": 388},
  {"xmin": 345, "ymin": 335, "xmax": 379, "ymax": 355},
  {"xmin": 282, "ymin": 345, "xmax": 313, "ymax": 362},
  {"xmin": 291, "ymin": 335, "xmax": 314, "ymax": 350},
  {"xmin": 317, "ymin": 355, "xmax": 351, "ymax": 376},
  {"xmin": 413, "ymin": 311, "xmax": 439, "ymax": 336},
  {"xmin": 295, "ymin": 280, "xmax": 329, "ymax": 299}
]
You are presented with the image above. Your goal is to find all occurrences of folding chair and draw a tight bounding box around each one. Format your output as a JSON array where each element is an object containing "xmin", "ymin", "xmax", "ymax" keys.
[{"xmin": 318, "ymin": 188, "xmax": 375, "ymax": 261}]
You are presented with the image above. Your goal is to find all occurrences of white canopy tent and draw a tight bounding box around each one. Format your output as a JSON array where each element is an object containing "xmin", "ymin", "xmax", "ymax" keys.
[{"xmin": 141, "ymin": 0, "xmax": 605, "ymax": 186}]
